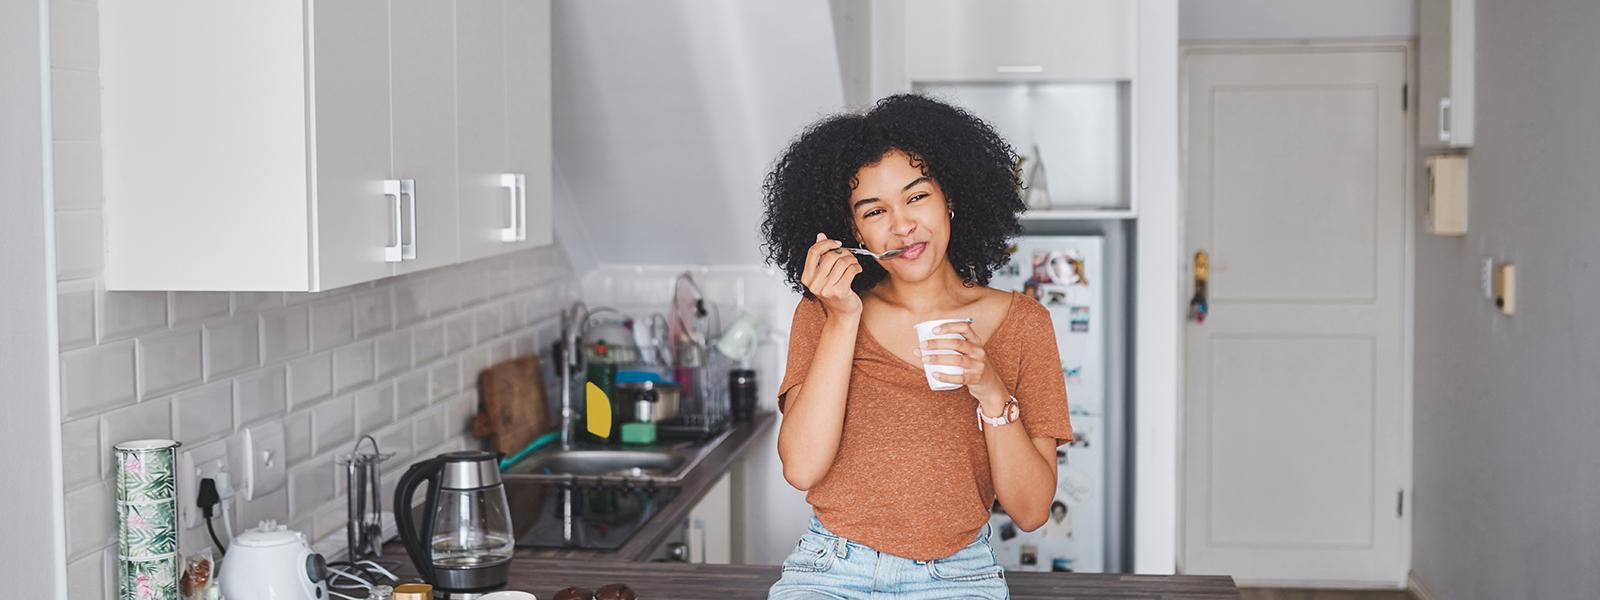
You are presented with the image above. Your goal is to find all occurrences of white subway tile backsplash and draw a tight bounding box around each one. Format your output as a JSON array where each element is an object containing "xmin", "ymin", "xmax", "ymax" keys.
[
  {"xmin": 100, "ymin": 287, "xmax": 167, "ymax": 342},
  {"xmin": 236, "ymin": 366, "xmax": 288, "ymax": 426},
  {"xmin": 205, "ymin": 316, "xmax": 261, "ymax": 380},
  {"xmin": 65, "ymin": 547, "xmax": 105, "ymax": 600},
  {"xmin": 353, "ymin": 289, "xmax": 393, "ymax": 338},
  {"xmin": 376, "ymin": 330, "xmax": 411, "ymax": 380},
  {"xmin": 413, "ymin": 404, "xmax": 449, "ymax": 451},
  {"xmin": 54, "ymin": 240, "xmax": 575, "ymax": 570},
  {"xmin": 262, "ymin": 305, "xmax": 311, "ymax": 363},
  {"xmin": 288, "ymin": 352, "xmax": 334, "ymax": 409},
  {"xmin": 284, "ymin": 410, "xmax": 312, "ymax": 464},
  {"xmin": 236, "ymin": 488, "xmax": 288, "ymax": 532},
  {"xmin": 55, "ymin": 209, "xmax": 102, "ymax": 281},
  {"xmin": 313, "ymin": 395, "xmax": 355, "ymax": 454},
  {"xmin": 51, "ymin": 68, "xmax": 99, "ymax": 141},
  {"xmin": 173, "ymin": 381, "xmax": 232, "ymax": 444},
  {"xmin": 65, "ymin": 480, "xmax": 113, "ymax": 558},
  {"xmin": 397, "ymin": 370, "xmax": 429, "ymax": 414},
  {"xmin": 137, "ymin": 327, "xmax": 203, "ymax": 398},
  {"xmin": 475, "ymin": 306, "xmax": 503, "ymax": 342},
  {"xmin": 62, "ymin": 417, "xmax": 102, "ymax": 488},
  {"xmin": 431, "ymin": 360, "xmax": 462, "ymax": 401},
  {"xmin": 61, "ymin": 341, "xmax": 135, "ymax": 419},
  {"xmin": 446, "ymin": 316, "xmax": 474, "ymax": 353},
  {"xmin": 234, "ymin": 292, "xmax": 285, "ymax": 314},
  {"xmin": 52, "ymin": 141, "xmax": 101, "ymax": 211},
  {"xmin": 413, "ymin": 321, "xmax": 446, "ymax": 364},
  {"xmin": 333, "ymin": 341, "xmax": 375, "ymax": 393},
  {"xmin": 172, "ymin": 292, "xmax": 230, "ymax": 325},
  {"xmin": 58, "ymin": 278, "xmax": 97, "ymax": 350},
  {"xmin": 354, "ymin": 383, "xmax": 396, "ymax": 433},
  {"xmin": 310, "ymin": 298, "xmax": 354, "ymax": 352},
  {"xmin": 102, "ymin": 396, "xmax": 172, "ymax": 451},
  {"xmin": 289, "ymin": 454, "xmax": 336, "ymax": 518},
  {"xmin": 374, "ymin": 421, "xmax": 414, "ymax": 466},
  {"xmin": 492, "ymin": 339, "xmax": 515, "ymax": 364}
]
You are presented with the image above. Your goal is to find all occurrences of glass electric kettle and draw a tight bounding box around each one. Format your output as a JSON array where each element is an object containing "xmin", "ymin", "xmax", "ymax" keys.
[{"xmin": 395, "ymin": 451, "xmax": 514, "ymax": 594}]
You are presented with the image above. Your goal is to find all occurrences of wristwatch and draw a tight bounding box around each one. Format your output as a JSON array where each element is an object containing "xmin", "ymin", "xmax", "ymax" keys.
[{"xmin": 977, "ymin": 395, "xmax": 1020, "ymax": 431}]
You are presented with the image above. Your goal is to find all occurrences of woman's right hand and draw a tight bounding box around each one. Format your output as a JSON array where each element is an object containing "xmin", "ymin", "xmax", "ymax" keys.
[{"xmin": 801, "ymin": 233, "xmax": 863, "ymax": 316}]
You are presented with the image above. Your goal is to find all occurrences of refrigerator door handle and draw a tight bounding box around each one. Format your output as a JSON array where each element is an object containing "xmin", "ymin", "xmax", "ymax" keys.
[{"xmin": 1188, "ymin": 250, "xmax": 1209, "ymax": 323}]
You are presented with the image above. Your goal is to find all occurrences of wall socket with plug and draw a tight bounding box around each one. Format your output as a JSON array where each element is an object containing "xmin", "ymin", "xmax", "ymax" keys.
[{"xmin": 177, "ymin": 439, "xmax": 231, "ymax": 530}]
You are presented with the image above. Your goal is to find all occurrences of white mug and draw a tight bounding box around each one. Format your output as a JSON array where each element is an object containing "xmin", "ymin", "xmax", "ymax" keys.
[{"xmin": 914, "ymin": 318, "xmax": 971, "ymax": 391}]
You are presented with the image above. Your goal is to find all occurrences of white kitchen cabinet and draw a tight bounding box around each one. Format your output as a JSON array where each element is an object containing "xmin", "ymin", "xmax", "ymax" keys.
[
  {"xmin": 458, "ymin": 0, "xmax": 555, "ymax": 262},
  {"xmin": 904, "ymin": 0, "xmax": 1135, "ymax": 83},
  {"xmin": 687, "ymin": 472, "xmax": 732, "ymax": 564},
  {"xmin": 1419, "ymin": 0, "xmax": 1475, "ymax": 148},
  {"xmin": 100, "ymin": 0, "xmax": 549, "ymax": 292}
]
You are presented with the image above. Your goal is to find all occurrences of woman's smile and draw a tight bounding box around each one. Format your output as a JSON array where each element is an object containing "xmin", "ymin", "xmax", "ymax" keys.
[{"xmin": 896, "ymin": 241, "xmax": 927, "ymax": 261}]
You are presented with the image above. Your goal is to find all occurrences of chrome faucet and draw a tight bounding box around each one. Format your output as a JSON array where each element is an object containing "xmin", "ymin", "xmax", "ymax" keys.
[
  {"xmin": 558, "ymin": 301, "xmax": 588, "ymax": 451},
  {"xmin": 556, "ymin": 301, "xmax": 621, "ymax": 451}
]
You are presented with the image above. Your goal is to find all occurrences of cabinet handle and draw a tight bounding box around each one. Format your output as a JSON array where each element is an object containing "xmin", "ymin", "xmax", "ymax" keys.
[
  {"xmin": 401, "ymin": 179, "xmax": 417, "ymax": 261},
  {"xmin": 383, "ymin": 179, "xmax": 404, "ymax": 263},
  {"xmin": 499, "ymin": 174, "xmax": 520, "ymax": 242},
  {"xmin": 515, "ymin": 173, "xmax": 528, "ymax": 242},
  {"xmin": 1438, "ymin": 97, "xmax": 1452, "ymax": 143}
]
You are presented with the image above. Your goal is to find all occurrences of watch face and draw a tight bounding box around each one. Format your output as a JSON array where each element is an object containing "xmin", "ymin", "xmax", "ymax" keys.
[{"xmin": 1006, "ymin": 403, "xmax": 1020, "ymax": 423}]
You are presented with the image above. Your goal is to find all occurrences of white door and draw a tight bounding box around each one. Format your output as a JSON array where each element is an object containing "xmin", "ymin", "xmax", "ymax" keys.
[
  {"xmin": 1182, "ymin": 47, "xmax": 1409, "ymax": 585},
  {"xmin": 313, "ymin": 0, "xmax": 394, "ymax": 290},
  {"xmin": 455, "ymin": 0, "xmax": 515, "ymax": 262},
  {"xmin": 505, "ymin": 0, "xmax": 554, "ymax": 249},
  {"xmin": 391, "ymin": 0, "xmax": 460, "ymax": 274}
]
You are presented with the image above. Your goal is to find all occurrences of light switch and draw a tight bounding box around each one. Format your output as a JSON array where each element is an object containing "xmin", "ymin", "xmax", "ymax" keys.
[
  {"xmin": 1493, "ymin": 262, "xmax": 1516, "ymax": 316},
  {"xmin": 1425, "ymin": 155, "xmax": 1469, "ymax": 236}
]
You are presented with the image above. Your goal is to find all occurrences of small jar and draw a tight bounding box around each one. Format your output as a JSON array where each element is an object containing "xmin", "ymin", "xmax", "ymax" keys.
[{"xmin": 393, "ymin": 583, "xmax": 433, "ymax": 600}]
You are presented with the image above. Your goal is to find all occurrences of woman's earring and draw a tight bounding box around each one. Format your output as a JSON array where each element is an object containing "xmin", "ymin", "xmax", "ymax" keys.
[{"xmin": 948, "ymin": 208, "xmax": 955, "ymax": 220}]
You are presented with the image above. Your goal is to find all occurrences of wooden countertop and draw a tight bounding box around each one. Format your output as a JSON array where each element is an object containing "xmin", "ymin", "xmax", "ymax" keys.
[{"xmin": 495, "ymin": 559, "xmax": 1240, "ymax": 599}]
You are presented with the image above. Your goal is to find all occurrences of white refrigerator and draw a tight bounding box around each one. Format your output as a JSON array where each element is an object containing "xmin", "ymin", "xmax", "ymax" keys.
[{"xmin": 986, "ymin": 235, "xmax": 1116, "ymax": 573}]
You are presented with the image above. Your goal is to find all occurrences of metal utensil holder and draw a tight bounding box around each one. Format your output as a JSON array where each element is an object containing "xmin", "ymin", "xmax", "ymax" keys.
[{"xmin": 337, "ymin": 435, "xmax": 394, "ymax": 560}]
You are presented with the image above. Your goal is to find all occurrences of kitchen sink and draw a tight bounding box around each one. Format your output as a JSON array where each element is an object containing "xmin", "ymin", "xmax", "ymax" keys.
[
  {"xmin": 508, "ymin": 450, "xmax": 685, "ymax": 478},
  {"xmin": 500, "ymin": 427, "xmax": 734, "ymax": 486}
]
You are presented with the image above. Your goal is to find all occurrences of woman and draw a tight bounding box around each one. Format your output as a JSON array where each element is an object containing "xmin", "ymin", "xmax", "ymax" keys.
[{"xmin": 761, "ymin": 94, "xmax": 1074, "ymax": 599}]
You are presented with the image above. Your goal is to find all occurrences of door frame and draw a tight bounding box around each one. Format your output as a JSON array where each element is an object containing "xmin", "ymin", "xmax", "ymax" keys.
[{"xmin": 1175, "ymin": 40, "xmax": 1417, "ymax": 587}]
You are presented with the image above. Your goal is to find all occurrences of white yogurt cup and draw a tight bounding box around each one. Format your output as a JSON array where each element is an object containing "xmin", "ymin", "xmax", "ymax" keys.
[{"xmin": 914, "ymin": 318, "xmax": 971, "ymax": 391}]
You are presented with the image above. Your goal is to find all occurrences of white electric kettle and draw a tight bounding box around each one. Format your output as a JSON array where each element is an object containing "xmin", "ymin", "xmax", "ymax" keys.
[{"xmin": 219, "ymin": 520, "xmax": 329, "ymax": 600}]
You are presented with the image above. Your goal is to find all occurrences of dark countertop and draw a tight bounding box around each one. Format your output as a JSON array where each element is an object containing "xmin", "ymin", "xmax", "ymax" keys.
[{"xmin": 493, "ymin": 559, "xmax": 1240, "ymax": 599}]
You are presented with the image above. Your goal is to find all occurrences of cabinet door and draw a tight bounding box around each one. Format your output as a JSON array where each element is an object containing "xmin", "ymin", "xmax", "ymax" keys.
[
  {"xmin": 906, "ymin": 0, "xmax": 1134, "ymax": 82},
  {"xmin": 391, "ymin": 0, "xmax": 460, "ymax": 274},
  {"xmin": 505, "ymin": 0, "xmax": 554, "ymax": 249},
  {"xmin": 456, "ymin": 0, "xmax": 515, "ymax": 262},
  {"xmin": 1419, "ymin": 0, "xmax": 1474, "ymax": 148},
  {"xmin": 313, "ymin": 0, "xmax": 395, "ymax": 290}
]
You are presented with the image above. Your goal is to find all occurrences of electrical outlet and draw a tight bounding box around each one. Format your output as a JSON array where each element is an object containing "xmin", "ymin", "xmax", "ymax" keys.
[{"xmin": 178, "ymin": 439, "xmax": 230, "ymax": 530}]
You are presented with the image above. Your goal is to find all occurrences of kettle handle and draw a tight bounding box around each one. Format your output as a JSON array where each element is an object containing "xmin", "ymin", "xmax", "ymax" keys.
[{"xmin": 394, "ymin": 456, "xmax": 445, "ymax": 583}]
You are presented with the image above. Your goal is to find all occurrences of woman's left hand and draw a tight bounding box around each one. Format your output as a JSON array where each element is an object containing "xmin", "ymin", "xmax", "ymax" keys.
[{"xmin": 919, "ymin": 321, "xmax": 1009, "ymax": 413}]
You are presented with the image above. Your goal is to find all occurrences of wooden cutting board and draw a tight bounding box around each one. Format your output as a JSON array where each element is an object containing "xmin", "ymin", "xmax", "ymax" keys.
[{"xmin": 473, "ymin": 354, "xmax": 551, "ymax": 456}]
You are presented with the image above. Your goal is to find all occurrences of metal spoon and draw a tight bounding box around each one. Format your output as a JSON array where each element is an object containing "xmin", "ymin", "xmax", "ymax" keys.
[{"xmin": 846, "ymin": 246, "xmax": 907, "ymax": 260}]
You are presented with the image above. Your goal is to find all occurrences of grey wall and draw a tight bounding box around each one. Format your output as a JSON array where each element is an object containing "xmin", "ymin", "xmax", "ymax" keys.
[
  {"xmin": 49, "ymin": 2, "xmax": 583, "ymax": 596},
  {"xmin": 551, "ymin": 0, "xmax": 845, "ymax": 267},
  {"xmin": 3, "ymin": 0, "xmax": 69, "ymax": 596},
  {"xmin": 1181, "ymin": 0, "xmax": 1415, "ymax": 40},
  {"xmin": 1412, "ymin": 1, "xmax": 1600, "ymax": 599}
]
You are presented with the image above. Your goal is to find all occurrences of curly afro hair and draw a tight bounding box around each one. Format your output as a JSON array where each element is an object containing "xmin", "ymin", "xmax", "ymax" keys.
[{"xmin": 760, "ymin": 94, "xmax": 1024, "ymax": 296}]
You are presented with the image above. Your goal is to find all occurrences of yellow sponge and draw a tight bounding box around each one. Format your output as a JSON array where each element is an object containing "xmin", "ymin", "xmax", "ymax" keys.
[{"xmin": 585, "ymin": 381, "xmax": 611, "ymax": 439}]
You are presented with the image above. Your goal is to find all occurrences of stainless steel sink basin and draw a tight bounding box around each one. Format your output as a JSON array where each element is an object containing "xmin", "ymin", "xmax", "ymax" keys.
[
  {"xmin": 507, "ymin": 450, "xmax": 685, "ymax": 478},
  {"xmin": 500, "ymin": 427, "xmax": 734, "ymax": 486}
]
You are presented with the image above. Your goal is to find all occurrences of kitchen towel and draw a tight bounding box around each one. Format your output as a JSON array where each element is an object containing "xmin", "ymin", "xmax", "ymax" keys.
[{"xmin": 115, "ymin": 439, "xmax": 181, "ymax": 600}]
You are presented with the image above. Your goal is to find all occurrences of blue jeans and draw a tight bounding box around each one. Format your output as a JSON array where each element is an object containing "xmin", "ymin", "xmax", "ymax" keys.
[{"xmin": 768, "ymin": 516, "xmax": 1009, "ymax": 600}]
